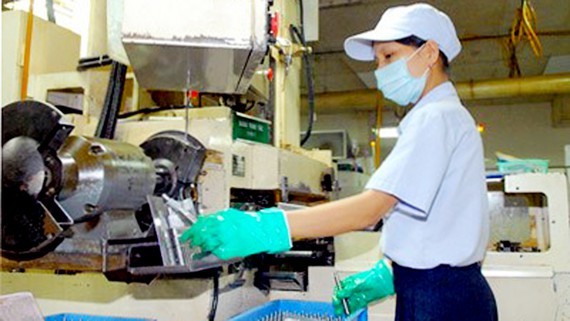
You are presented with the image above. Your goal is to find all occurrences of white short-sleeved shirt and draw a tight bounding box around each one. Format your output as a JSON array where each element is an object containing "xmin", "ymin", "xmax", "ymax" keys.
[{"xmin": 366, "ymin": 82, "xmax": 489, "ymax": 269}]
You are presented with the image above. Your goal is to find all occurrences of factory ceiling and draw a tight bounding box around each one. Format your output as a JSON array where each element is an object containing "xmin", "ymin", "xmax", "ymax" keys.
[{"xmin": 307, "ymin": 0, "xmax": 570, "ymax": 97}]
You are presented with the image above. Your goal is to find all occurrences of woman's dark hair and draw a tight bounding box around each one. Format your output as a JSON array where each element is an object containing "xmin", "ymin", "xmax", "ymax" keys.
[{"xmin": 395, "ymin": 35, "xmax": 450, "ymax": 73}]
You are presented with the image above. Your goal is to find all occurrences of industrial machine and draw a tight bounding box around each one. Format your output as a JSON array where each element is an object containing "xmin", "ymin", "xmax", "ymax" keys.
[
  {"xmin": 0, "ymin": 100, "xmax": 334, "ymax": 284},
  {"xmin": 1, "ymin": 100, "xmax": 235, "ymax": 282},
  {"xmin": 1, "ymin": 0, "xmax": 333, "ymax": 289}
]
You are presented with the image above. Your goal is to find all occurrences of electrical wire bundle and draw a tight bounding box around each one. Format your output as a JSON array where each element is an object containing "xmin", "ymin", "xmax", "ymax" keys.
[
  {"xmin": 506, "ymin": 0, "xmax": 543, "ymax": 77},
  {"xmin": 511, "ymin": 0, "xmax": 543, "ymax": 57}
]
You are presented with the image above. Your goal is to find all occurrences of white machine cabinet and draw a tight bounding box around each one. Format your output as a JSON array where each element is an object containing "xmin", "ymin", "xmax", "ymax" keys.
[{"xmin": 272, "ymin": 173, "xmax": 570, "ymax": 321}]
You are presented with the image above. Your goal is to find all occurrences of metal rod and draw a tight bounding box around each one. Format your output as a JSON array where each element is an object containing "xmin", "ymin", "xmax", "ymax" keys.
[{"xmin": 334, "ymin": 272, "xmax": 351, "ymax": 316}]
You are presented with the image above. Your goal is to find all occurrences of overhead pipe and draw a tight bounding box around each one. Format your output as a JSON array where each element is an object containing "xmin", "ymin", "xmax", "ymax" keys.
[
  {"xmin": 456, "ymin": 73, "xmax": 570, "ymax": 100},
  {"xmin": 301, "ymin": 73, "xmax": 570, "ymax": 111}
]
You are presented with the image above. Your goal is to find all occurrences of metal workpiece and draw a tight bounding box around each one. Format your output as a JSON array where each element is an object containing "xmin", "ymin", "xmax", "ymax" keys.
[
  {"xmin": 57, "ymin": 136, "xmax": 156, "ymax": 220},
  {"xmin": 145, "ymin": 195, "xmax": 239, "ymax": 274},
  {"xmin": 147, "ymin": 196, "xmax": 184, "ymax": 267},
  {"xmin": 120, "ymin": 0, "xmax": 269, "ymax": 93},
  {"xmin": 162, "ymin": 194, "xmax": 198, "ymax": 225},
  {"xmin": 334, "ymin": 272, "xmax": 351, "ymax": 316}
]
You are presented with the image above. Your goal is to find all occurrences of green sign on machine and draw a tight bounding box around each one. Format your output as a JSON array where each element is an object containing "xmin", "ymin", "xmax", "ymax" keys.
[{"xmin": 232, "ymin": 112, "xmax": 271, "ymax": 144}]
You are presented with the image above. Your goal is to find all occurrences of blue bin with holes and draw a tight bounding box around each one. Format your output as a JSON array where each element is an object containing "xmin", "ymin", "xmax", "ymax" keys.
[
  {"xmin": 228, "ymin": 299, "xmax": 367, "ymax": 321},
  {"xmin": 45, "ymin": 314, "xmax": 155, "ymax": 321}
]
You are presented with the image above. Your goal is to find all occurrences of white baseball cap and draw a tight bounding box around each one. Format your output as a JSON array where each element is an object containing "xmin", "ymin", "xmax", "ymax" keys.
[{"xmin": 344, "ymin": 3, "xmax": 461, "ymax": 62}]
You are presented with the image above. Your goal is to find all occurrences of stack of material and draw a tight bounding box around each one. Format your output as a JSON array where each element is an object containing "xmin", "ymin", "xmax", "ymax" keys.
[{"xmin": 0, "ymin": 292, "xmax": 44, "ymax": 321}]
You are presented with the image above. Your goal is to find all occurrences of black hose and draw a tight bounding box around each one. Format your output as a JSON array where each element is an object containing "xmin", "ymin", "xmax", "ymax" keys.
[
  {"xmin": 94, "ymin": 61, "xmax": 127, "ymax": 139},
  {"xmin": 300, "ymin": 48, "xmax": 315, "ymax": 146},
  {"xmin": 290, "ymin": 24, "xmax": 315, "ymax": 146},
  {"xmin": 117, "ymin": 105, "xmax": 188, "ymax": 119},
  {"xmin": 207, "ymin": 269, "xmax": 221, "ymax": 321}
]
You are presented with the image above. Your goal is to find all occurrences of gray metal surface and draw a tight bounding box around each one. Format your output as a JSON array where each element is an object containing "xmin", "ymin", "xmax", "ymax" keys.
[
  {"xmin": 121, "ymin": 0, "xmax": 269, "ymax": 93},
  {"xmin": 488, "ymin": 191, "xmax": 534, "ymax": 245},
  {"xmin": 58, "ymin": 136, "xmax": 156, "ymax": 219}
]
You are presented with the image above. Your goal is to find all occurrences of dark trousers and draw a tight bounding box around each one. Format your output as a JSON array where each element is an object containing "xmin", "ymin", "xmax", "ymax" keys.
[{"xmin": 393, "ymin": 262, "xmax": 498, "ymax": 321}]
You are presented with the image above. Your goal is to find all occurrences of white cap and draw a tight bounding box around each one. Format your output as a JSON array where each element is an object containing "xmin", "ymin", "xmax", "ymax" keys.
[{"xmin": 344, "ymin": 3, "xmax": 461, "ymax": 62}]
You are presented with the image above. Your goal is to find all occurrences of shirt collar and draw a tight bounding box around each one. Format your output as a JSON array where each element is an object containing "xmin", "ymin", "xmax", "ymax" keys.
[
  {"xmin": 415, "ymin": 81, "xmax": 459, "ymax": 109},
  {"xmin": 399, "ymin": 82, "xmax": 460, "ymax": 132}
]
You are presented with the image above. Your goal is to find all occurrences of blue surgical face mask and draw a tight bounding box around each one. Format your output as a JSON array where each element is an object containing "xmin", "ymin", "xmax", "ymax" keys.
[{"xmin": 374, "ymin": 46, "xmax": 429, "ymax": 106}]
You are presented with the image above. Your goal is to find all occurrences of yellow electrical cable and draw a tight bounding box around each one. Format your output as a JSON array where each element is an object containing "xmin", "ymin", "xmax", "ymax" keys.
[
  {"xmin": 510, "ymin": 8, "xmax": 523, "ymax": 44},
  {"xmin": 510, "ymin": 0, "xmax": 543, "ymax": 58},
  {"xmin": 522, "ymin": 1, "xmax": 543, "ymax": 56}
]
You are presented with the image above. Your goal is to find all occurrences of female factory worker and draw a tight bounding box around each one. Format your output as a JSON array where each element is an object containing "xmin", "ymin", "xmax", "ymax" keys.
[{"xmin": 181, "ymin": 3, "xmax": 497, "ymax": 321}]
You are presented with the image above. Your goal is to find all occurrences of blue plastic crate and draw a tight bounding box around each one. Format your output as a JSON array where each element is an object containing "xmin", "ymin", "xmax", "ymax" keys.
[
  {"xmin": 45, "ymin": 314, "xmax": 155, "ymax": 321},
  {"xmin": 228, "ymin": 299, "xmax": 367, "ymax": 321}
]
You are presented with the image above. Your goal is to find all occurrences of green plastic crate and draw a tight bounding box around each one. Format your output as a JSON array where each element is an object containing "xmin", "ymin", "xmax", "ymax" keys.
[
  {"xmin": 497, "ymin": 159, "xmax": 549, "ymax": 174},
  {"xmin": 232, "ymin": 112, "xmax": 271, "ymax": 144}
]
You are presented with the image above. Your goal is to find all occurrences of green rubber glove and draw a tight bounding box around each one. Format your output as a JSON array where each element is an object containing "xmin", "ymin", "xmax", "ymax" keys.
[
  {"xmin": 332, "ymin": 259, "xmax": 395, "ymax": 316},
  {"xmin": 179, "ymin": 207, "xmax": 292, "ymax": 260}
]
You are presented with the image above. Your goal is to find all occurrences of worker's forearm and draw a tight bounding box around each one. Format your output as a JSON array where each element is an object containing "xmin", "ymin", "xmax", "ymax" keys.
[{"xmin": 286, "ymin": 190, "xmax": 397, "ymax": 239}]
